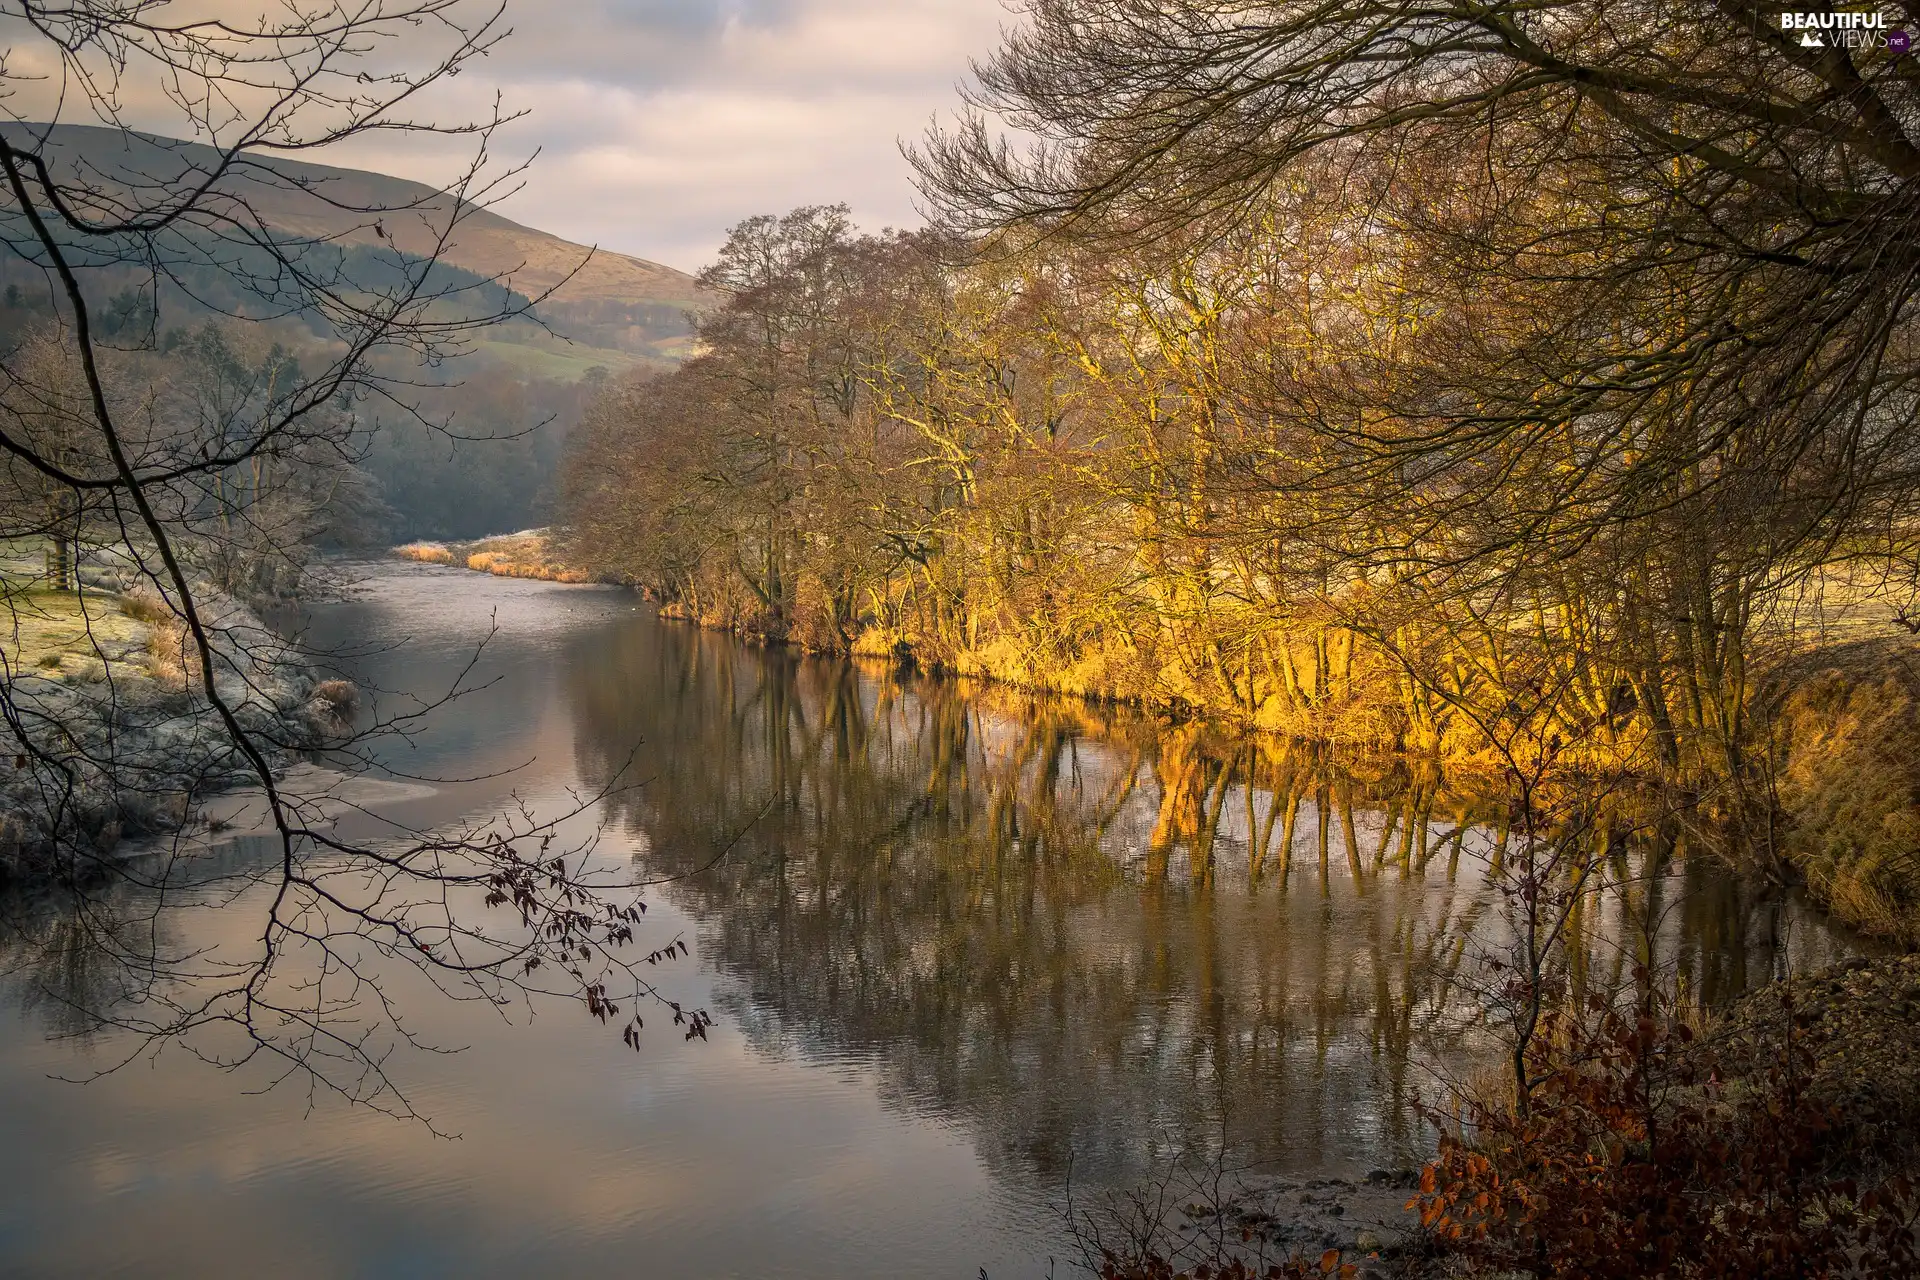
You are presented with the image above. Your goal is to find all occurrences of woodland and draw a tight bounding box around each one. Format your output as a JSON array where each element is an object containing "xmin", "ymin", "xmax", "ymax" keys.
[
  {"xmin": 558, "ymin": 8, "xmax": 1920, "ymax": 1268},
  {"xmin": 563, "ymin": 0, "xmax": 1920, "ymax": 951}
]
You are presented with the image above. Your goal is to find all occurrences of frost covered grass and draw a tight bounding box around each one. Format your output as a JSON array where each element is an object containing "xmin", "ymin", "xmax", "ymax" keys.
[
  {"xmin": 0, "ymin": 560, "xmax": 323, "ymax": 882},
  {"xmin": 0, "ymin": 587, "xmax": 151, "ymax": 682}
]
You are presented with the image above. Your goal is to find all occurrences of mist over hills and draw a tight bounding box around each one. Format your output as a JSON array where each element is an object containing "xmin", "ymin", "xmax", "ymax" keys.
[{"xmin": 0, "ymin": 124, "xmax": 707, "ymax": 540}]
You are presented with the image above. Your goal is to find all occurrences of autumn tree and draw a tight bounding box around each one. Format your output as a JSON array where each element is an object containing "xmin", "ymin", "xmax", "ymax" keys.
[{"xmin": 912, "ymin": 0, "xmax": 1920, "ymax": 781}]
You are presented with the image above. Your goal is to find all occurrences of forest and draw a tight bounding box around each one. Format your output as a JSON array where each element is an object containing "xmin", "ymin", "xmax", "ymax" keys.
[{"xmin": 563, "ymin": 2, "xmax": 1920, "ymax": 954}]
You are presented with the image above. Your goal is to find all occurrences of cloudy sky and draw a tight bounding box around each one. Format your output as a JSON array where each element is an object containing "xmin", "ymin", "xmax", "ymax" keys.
[{"xmin": 329, "ymin": 0, "xmax": 1015, "ymax": 275}]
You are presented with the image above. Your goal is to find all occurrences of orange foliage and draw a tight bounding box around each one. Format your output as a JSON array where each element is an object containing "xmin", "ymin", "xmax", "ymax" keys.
[
  {"xmin": 1414, "ymin": 992, "xmax": 1918, "ymax": 1278},
  {"xmin": 392, "ymin": 535, "xmax": 591, "ymax": 584}
]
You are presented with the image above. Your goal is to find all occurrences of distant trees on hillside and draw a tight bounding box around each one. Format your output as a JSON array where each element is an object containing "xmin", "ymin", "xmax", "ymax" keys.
[{"xmin": 365, "ymin": 363, "xmax": 589, "ymax": 542}]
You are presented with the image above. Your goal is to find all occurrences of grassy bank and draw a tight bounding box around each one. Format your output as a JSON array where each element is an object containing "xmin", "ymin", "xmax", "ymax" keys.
[
  {"xmin": 395, "ymin": 529, "xmax": 592, "ymax": 583},
  {"xmin": 1769, "ymin": 637, "xmax": 1920, "ymax": 947},
  {"xmin": 4, "ymin": 587, "xmax": 160, "ymax": 682}
]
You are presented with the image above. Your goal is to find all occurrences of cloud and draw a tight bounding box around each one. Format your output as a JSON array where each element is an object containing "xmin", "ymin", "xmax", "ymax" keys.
[
  {"xmin": 326, "ymin": 0, "xmax": 1012, "ymax": 273},
  {"xmin": 0, "ymin": 0, "xmax": 1007, "ymax": 273}
]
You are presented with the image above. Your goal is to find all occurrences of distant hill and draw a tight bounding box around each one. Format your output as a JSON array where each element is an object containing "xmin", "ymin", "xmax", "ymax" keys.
[{"xmin": 0, "ymin": 123, "xmax": 708, "ymax": 376}]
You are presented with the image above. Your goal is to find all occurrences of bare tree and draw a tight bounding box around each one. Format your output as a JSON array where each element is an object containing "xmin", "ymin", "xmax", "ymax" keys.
[{"xmin": 0, "ymin": 0, "xmax": 703, "ymax": 1120}]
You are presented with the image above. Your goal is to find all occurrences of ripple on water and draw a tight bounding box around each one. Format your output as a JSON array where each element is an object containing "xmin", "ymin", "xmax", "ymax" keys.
[{"xmin": 0, "ymin": 561, "xmax": 1868, "ymax": 1278}]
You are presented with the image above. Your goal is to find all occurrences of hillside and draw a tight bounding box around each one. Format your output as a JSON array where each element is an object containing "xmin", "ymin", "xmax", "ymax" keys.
[{"xmin": 0, "ymin": 123, "xmax": 708, "ymax": 373}]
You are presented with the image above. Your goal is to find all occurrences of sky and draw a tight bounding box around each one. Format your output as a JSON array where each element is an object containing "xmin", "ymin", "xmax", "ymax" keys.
[{"xmin": 328, "ymin": 0, "xmax": 1016, "ymax": 275}]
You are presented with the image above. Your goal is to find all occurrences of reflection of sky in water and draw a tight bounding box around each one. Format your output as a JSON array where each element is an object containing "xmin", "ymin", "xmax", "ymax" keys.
[{"xmin": 0, "ymin": 561, "xmax": 1865, "ymax": 1277}]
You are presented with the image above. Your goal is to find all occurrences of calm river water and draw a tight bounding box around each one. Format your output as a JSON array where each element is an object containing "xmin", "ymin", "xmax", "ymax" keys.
[{"xmin": 0, "ymin": 562, "xmax": 1863, "ymax": 1278}]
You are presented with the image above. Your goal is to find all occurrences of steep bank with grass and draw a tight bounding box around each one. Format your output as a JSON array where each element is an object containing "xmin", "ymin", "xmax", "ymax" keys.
[{"xmin": 1769, "ymin": 638, "xmax": 1920, "ymax": 946}]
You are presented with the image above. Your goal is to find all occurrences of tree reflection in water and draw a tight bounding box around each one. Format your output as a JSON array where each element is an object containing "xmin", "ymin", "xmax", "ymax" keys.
[
  {"xmin": 564, "ymin": 617, "xmax": 1857, "ymax": 1191},
  {"xmin": 2, "ymin": 831, "xmax": 278, "ymax": 1043}
]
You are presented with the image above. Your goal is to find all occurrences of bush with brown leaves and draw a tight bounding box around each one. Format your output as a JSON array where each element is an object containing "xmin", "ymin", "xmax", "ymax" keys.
[{"xmin": 1415, "ymin": 992, "xmax": 1918, "ymax": 1278}]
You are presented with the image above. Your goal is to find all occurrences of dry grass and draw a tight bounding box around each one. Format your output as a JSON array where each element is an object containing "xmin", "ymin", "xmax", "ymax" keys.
[
  {"xmin": 1772, "ymin": 638, "xmax": 1920, "ymax": 947},
  {"xmin": 0, "ymin": 583, "xmax": 211, "ymax": 691},
  {"xmin": 394, "ymin": 541, "xmax": 455, "ymax": 565},
  {"xmin": 311, "ymin": 678, "xmax": 358, "ymax": 710},
  {"xmin": 119, "ymin": 584, "xmax": 172, "ymax": 624},
  {"xmin": 462, "ymin": 532, "xmax": 591, "ymax": 582},
  {"xmin": 307, "ymin": 678, "xmax": 358, "ymax": 728},
  {"xmin": 1817, "ymin": 875, "xmax": 1916, "ymax": 946},
  {"xmin": 143, "ymin": 613, "xmax": 194, "ymax": 689},
  {"xmin": 115, "ymin": 584, "xmax": 198, "ymax": 687},
  {"xmin": 392, "ymin": 531, "xmax": 591, "ymax": 583},
  {"xmin": 0, "ymin": 588, "xmax": 149, "ymax": 681},
  {"xmin": 465, "ymin": 548, "xmax": 590, "ymax": 583}
]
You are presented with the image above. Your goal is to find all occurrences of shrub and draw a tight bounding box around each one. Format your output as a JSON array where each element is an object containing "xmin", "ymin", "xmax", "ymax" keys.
[
  {"xmin": 309, "ymin": 679, "xmax": 358, "ymax": 714},
  {"xmin": 118, "ymin": 584, "xmax": 173, "ymax": 624},
  {"xmin": 142, "ymin": 613, "xmax": 194, "ymax": 689},
  {"xmin": 1414, "ymin": 992, "xmax": 1918, "ymax": 1278}
]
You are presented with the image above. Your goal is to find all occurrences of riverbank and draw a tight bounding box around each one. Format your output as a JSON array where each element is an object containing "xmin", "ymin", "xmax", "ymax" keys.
[
  {"xmin": 1085, "ymin": 1168, "xmax": 1429, "ymax": 1278},
  {"xmin": 394, "ymin": 529, "xmax": 592, "ymax": 583},
  {"xmin": 1103, "ymin": 953, "xmax": 1920, "ymax": 1279},
  {"xmin": 0, "ymin": 578, "xmax": 332, "ymax": 883},
  {"xmin": 1771, "ymin": 637, "xmax": 1920, "ymax": 948},
  {"xmin": 381, "ymin": 534, "xmax": 1920, "ymax": 948},
  {"xmin": 643, "ymin": 589, "xmax": 1920, "ymax": 950}
]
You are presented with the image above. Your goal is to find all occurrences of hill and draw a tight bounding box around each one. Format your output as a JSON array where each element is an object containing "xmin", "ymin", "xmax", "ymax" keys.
[{"xmin": 0, "ymin": 123, "xmax": 708, "ymax": 374}]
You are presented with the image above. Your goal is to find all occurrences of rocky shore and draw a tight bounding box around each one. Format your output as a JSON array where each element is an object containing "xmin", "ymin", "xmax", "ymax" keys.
[
  {"xmin": 1173, "ymin": 1169, "xmax": 1428, "ymax": 1276},
  {"xmin": 1707, "ymin": 952, "xmax": 1920, "ymax": 1173}
]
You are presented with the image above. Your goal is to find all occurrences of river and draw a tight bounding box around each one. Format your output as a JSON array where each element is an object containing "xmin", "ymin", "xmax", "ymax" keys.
[{"xmin": 0, "ymin": 562, "xmax": 1863, "ymax": 1278}]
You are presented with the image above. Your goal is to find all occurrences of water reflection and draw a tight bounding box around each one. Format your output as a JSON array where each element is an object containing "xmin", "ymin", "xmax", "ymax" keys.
[
  {"xmin": 565, "ymin": 619, "xmax": 1856, "ymax": 1185},
  {"xmin": 0, "ymin": 567, "xmax": 1865, "ymax": 1279}
]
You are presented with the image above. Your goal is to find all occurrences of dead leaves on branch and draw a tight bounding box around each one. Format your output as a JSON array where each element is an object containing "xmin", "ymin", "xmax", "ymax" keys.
[{"xmin": 470, "ymin": 832, "xmax": 711, "ymax": 1056}]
